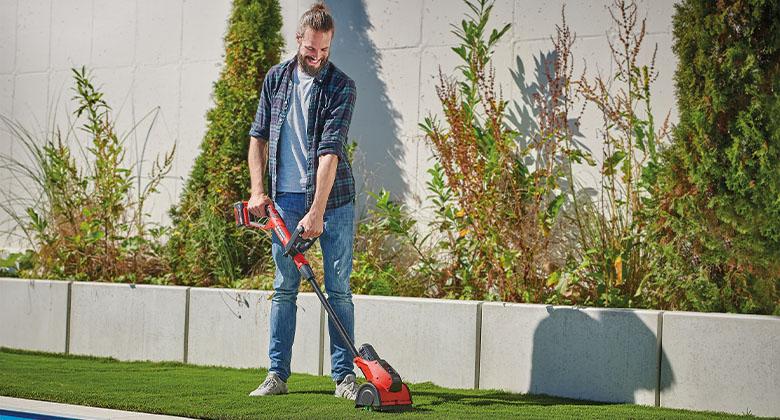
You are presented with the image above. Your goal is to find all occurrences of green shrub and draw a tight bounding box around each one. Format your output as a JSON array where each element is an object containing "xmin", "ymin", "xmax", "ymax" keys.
[
  {"xmin": 0, "ymin": 250, "xmax": 34, "ymax": 278},
  {"xmin": 647, "ymin": 0, "xmax": 780, "ymax": 314},
  {"xmin": 166, "ymin": 0, "xmax": 284, "ymax": 286},
  {"xmin": 0, "ymin": 68, "xmax": 173, "ymax": 282},
  {"xmin": 350, "ymin": 190, "xmax": 437, "ymax": 297}
]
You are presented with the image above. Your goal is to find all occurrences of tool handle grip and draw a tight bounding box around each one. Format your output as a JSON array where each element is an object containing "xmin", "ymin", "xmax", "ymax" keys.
[
  {"xmin": 284, "ymin": 225, "xmax": 317, "ymax": 257},
  {"xmin": 233, "ymin": 201, "xmax": 314, "ymax": 269},
  {"xmin": 233, "ymin": 201, "xmax": 278, "ymax": 230}
]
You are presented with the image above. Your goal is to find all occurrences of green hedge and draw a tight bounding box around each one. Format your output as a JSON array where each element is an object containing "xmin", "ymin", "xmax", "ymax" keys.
[{"xmin": 648, "ymin": 0, "xmax": 780, "ymax": 314}]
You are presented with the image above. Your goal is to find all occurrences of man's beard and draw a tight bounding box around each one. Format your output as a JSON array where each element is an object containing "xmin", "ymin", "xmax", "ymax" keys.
[{"xmin": 297, "ymin": 52, "xmax": 328, "ymax": 77}]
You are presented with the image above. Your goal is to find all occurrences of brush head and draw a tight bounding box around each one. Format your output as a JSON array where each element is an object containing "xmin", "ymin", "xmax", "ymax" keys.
[
  {"xmin": 354, "ymin": 382, "xmax": 413, "ymax": 412},
  {"xmin": 353, "ymin": 345, "xmax": 413, "ymax": 411}
]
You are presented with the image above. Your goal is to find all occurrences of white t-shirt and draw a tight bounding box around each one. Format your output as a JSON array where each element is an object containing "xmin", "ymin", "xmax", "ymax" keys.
[{"xmin": 277, "ymin": 66, "xmax": 315, "ymax": 192}]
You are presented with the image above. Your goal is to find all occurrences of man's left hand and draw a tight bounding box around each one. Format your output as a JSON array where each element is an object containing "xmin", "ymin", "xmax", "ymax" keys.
[{"xmin": 298, "ymin": 209, "xmax": 324, "ymax": 239}]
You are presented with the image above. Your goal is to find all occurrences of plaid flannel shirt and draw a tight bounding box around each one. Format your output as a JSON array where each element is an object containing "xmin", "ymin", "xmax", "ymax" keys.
[{"xmin": 249, "ymin": 57, "xmax": 357, "ymax": 211}]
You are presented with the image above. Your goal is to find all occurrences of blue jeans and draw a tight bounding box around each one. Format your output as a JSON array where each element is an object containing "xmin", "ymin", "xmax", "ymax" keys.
[{"xmin": 268, "ymin": 192, "xmax": 355, "ymax": 382}]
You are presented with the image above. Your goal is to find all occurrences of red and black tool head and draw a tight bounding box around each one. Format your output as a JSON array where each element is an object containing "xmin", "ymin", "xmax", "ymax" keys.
[{"xmin": 354, "ymin": 344, "xmax": 413, "ymax": 411}]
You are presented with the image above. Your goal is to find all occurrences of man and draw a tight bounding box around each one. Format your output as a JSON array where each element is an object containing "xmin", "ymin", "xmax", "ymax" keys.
[{"xmin": 245, "ymin": 2, "xmax": 358, "ymax": 400}]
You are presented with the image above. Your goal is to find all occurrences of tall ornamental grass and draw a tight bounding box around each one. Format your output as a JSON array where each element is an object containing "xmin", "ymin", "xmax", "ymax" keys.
[{"xmin": 0, "ymin": 67, "xmax": 173, "ymax": 282}]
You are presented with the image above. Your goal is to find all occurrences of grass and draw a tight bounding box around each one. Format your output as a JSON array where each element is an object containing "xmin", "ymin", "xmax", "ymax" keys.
[{"xmin": 0, "ymin": 348, "xmax": 753, "ymax": 419}]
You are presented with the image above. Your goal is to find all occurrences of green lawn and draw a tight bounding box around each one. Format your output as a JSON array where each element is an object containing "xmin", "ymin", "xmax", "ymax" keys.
[{"xmin": 0, "ymin": 348, "xmax": 753, "ymax": 419}]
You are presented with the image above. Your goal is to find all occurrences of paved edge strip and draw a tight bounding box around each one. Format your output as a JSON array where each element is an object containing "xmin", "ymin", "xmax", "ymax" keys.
[{"xmin": 0, "ymin": 396, "xmax": 192, "ymax": 420}]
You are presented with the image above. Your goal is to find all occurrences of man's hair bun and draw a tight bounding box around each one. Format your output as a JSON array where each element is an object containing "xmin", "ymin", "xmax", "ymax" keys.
[{"xmin": 299, "ymin": 2, "xmax": 334, "ymax": 34}]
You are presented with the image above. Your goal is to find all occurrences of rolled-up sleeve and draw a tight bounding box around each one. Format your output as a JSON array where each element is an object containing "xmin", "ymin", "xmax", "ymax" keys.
[
  {"xmin": 317, "ymin": 79, "xmax": 356, "ymax": 161},
  {"xmin": 249, "ymin": 71, "xmax": 273, "ymax": 141}
]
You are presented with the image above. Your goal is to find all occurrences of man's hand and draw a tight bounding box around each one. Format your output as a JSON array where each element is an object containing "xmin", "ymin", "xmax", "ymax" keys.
[
  {"xmin": 248, "ymin": 192, "xmax": 272, "ymax": 218},
  {"xmin": 298, "ymin": 209, "xmax": 324, "ymax": 239},
  {"xmin": 299, "ymin": 154, "xmax": 338, "ymax": 239}
]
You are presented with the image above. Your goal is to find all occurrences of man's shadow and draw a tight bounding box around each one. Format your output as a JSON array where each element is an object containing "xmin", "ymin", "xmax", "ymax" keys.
[
  {"xmin": 411, "ymin": 386, "xmax": 606, "ymax": 410},
  {"xmin": 326, "ymin": 0, "xmax": 408, "ymax": 210},
  {"xmin": 529, "ymin": 306, "xmax": 674, "ymax": 403}
]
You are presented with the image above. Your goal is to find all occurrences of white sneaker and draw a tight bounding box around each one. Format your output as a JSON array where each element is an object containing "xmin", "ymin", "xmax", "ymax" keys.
[
  {"xmin": 334, "ymin": 373, "xmax": 358, "ymax": 400},
  {"xmin": 249, "ymin": 372, "xmax": 288, "ymax": 396}
]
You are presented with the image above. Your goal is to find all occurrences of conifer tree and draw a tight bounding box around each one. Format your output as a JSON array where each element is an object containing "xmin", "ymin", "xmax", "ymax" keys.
[
  {"xmin": 167, "ymin": 0, "xmax": 284, "ymax": 285},
  {"xmin": 651, "ymin": 0, "xmax": 780, "ymax": 313}
]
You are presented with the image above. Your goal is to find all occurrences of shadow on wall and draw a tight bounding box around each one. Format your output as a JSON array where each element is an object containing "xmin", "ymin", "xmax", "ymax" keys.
[
  {"xmin": 508, "ymin": 53, "xmax": 590, "ymax": 152},
  {"xmin": 507, "ymin": 53, "xmax": 596, "ymax": 198},
  {"xmin": 529, "ymin": 307, "xmax": 674, "ymax": 403},
  {"xmin": 326, "ymin": 0, "xmax": 407, "ymax": 211}
]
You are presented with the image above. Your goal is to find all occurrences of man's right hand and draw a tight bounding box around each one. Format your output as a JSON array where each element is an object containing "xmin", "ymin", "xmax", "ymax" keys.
[{"xmin": 248, "ymin": 193, "xmax": 272, "ymax": 218}]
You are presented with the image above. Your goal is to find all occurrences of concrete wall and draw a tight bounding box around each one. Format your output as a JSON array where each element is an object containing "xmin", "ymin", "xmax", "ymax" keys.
[
  {"xmin": 0, "ymin": 278, "xmax": 69, "ymax": 353},
  {"xmin": 69, "ymin": 282, "xmax": 188, "ymax": 362},
  {"xmin": 660, "ymin": 312, "xmax": 780, "ymax": 418},
  {"xmin": 0, "ymin": 0, "xmax": 232, "ymax": 246},
  {"xmin": 0, "ymin": 0, "xmax": 678, "ymax": 250},
  {"xmin": 187, "ymin": 288, "xmax": 323, "ymax": 375},
  {"xmin": 323, "ymin": 295, "xmax": 480, "ymax": 388}
]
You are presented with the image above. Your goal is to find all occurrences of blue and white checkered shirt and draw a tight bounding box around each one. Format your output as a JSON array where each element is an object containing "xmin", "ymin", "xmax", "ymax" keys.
[{"xmin": 249, "ymin": 57, "xmax": 357, "ymax": 210}]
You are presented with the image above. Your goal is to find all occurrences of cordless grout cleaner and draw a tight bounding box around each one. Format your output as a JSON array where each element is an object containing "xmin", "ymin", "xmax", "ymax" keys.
[{"xmin": 234, "ymin": 201, "xmax": 413, "ymax": 412}]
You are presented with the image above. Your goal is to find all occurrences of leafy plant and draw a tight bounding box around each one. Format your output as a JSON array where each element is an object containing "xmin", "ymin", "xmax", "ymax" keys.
[
  {"xmin": 562, "ymin": 0, "xmax": 670, "ymax": 307},
  {"xmin": 0, "ymin": 67, "xmax": 173, "ymax": 283},
  {"xmin": 350, "ymin": 190, "xmax": 438, "ymax": 297},
  {"xmin": 0, "ymin": 250, "xmax": 34, "ymax": 278},
  {"xmin": 417, "ymin": 0, "xmax": 574, "ymax": 302}
]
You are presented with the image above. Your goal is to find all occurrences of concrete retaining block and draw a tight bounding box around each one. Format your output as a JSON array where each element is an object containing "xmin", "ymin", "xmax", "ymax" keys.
[
  {"xmin": 91, "ymin": 0, "xmax": 135, "ymax": 68},
  {"xmin": 187, "ymin": 289, "xmax": 322, "ymax": 375},
  {"xmin": 136, "ymin": 0, "xmax": 182, "ymax": 66},
  {"xmin": 69, "ymin": 282, "xmax": 187, "ymax": 362},
  {"xmin": 660, "ymin": 312, "xmax": 780, "ymax": 417},
  {"xmin": 50, "ymin": 0, "xmax": 92, "ymax": 71},
  {"xmin": 325, "ymin": 295, "xmax": 480, "ymax": 388},
  {"xmin": 187, "ymin": 288, "xmax": 270, "ymax": 369},
  {"xmin": 479, "ymin": 303, "xmax": 662, "ymax": 405},
  {"xmin": 14, "ymin": 0, "xmax": 50, "ymax": 73},
  {"xmin": 0, "ymin": 278, "xmax": 69, "ymax": 353}
]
